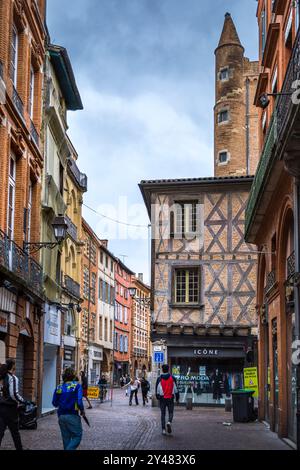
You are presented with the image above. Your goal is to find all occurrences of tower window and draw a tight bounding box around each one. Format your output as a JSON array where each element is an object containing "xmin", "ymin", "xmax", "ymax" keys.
[
  {"xmin": 218, "ymin": 110, "xmax": 229, "ymax": 124},
  {"xmin": 219, "ymin": 67, "xmax": 229, "ymax": 81},
  {"xmin": 218, "ymin": 151, "xmax": 228, "ymax": 164}
]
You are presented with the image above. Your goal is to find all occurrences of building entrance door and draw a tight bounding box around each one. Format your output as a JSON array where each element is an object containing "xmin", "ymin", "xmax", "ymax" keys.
[{"xmin": 287, "ymin": 310, "xmax": 297, "ymax": 442}]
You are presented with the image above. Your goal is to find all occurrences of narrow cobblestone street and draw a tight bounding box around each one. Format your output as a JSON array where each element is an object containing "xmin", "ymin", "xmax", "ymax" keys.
[{"xmin": 0, "ymin": 390, "xmax": 290, "ymax": 451}]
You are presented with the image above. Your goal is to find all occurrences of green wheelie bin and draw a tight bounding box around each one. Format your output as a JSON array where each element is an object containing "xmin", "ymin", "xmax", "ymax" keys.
[{"xmin": 231, "ymin": 389, "xmax": 255, "ymax": 423}]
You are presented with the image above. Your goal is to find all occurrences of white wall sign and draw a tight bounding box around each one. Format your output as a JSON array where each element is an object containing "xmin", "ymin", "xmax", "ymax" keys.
[{"xmin": 44, "ymin": 304, "xmax": 61, "ymax": 346}]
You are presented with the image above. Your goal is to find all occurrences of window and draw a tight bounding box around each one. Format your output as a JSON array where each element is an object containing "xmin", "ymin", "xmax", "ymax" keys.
[
  {"xmin": 261, "ymin": 7, "xmax": 266, "ymax": 56},
  {"xmin": 219, "ymin": 67, "xmax": 229, "ymax": 81},
  {"xmin": 114, "ymin": 332, "xmax": 118, "ymax": 351},
  {"xmin": 120, "ymin": 335, "xmax": 123, "ymax": 352},
  {"xmin": 111, "ymin": 260, "xmax": 114, "ymax": 273},
  {"xmin": 218, "ymin": 151, "xmax": 228, "ymax": 164},
  {"xmin": 104, "ymin": 318, "xmax": 108, "ymax": 342},
  {"xmin": 124, "ymin": 307, "xmax": 128, "ymax": 325},
  {"xmin": 83, "ymin": 267, "xmax": 89, "ymax": 299},
  {"xmin": 174, "ymin": 201, "xmax": 197, "ymax": 238},
  {"xmin": 175, "ymin": 268, "xmax": 200, "ymax": 304},
  {"xmin": 124, "ymin": 336, "xmax": 128, "ymax": 353},
  {"xmin": 29, "ymin": 66, "xmax": 35, "ymax": 118},
  {"xmin": 110, "ymin": 320, "xmax": 113, "ymax": 342},
  {"xmin": 10, "ymin": 26, "xmax": 18, "ymax": 86},
  {"xmin": 7, "ymin": 155, "xmax": 16, "ymax": 240},
  {"xmin": 105, "ymin": 255, "xmax": 108, "ymax": 268},
  {"xmin": 100, "ymin": 251, "xmax": 103, "ymax": 264},
  {"xmin": 65, "ymin": 310, "xmax": 75, "ymax": 337},
  {"xmin": 120, "ymin": 304, "xmax": 123, "ymax": 323},
  {"xmin": 26, "ymin": 182, "xmax": 32, "ymax": 242},
  {"xmin": 56, "ymin": 252, "xmax": 61, "ymax": 285},
  {"xmin": 99, "ymin": 315, "xmax": 103, "ymax": 340},
  {"xmin": 91, "ymin": 273, "xmax": 96, "ymax": 304},
  {"xmin": 218, "ymin": 109, "xmax": 229, "ymax": 124}
]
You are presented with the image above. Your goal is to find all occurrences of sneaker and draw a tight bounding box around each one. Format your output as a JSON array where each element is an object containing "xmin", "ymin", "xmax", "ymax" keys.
[
  {"xmin": 166, "ymin": 422, "xmax": 172, "ymax": 434},
  {"xmin": 87, "ymin": 406, "xmax": 93, "ymax": 409},
  {"xmin": 162, "ymin": 429, "xmax": 167, "ymax": 436}
]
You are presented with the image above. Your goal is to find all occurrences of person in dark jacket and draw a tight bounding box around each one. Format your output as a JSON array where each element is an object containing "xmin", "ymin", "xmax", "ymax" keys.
[
  {"xmin": 0, "ymin": 359, "xmax": 28, "ymax": 450},
  {"xmin": 80, "ymin": 371, "xmax": 92, "ymax": 409},
  {"xmin": 52, "ymin": 368, "xmax": 85, "ymax": 450},
  {"xmin": 140, "ymin": 377, "xmax": 150, "ymax": 406},
  {"xmin": 156, "ymin": 364, "xmax": 179, "ymax": 435},
  {"xmin": 98, "ymin": 375, "xmax": 108, "ymax": 403}
]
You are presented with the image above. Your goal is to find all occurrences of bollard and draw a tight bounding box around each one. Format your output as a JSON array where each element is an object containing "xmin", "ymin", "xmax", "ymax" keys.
[{"xmin": 186, "ymin": 397, "xmax": 193, "ymax": 410}]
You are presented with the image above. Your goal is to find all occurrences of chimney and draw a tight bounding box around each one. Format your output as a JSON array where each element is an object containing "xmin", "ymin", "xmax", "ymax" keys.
[
  {"xmin": 100, "ymin": 239, "xmax": 108, "ymax": 248},
  {"xmin": 138, "ymin": 273, "xmax": 143, "ymax": 282}
]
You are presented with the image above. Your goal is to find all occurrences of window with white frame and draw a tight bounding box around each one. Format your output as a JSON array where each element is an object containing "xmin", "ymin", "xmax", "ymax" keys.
[
  {"xmin": 27, "ymin": 182, "xmax": 32, "ymax": 242},
  {"xmin": 174, "ymin": 201, "xmax": 198, "ymax": 238},
  {"xmin": 124, "ymin": 335, "xmax": 128, "ymax": 353},
  {"xmin": 7, "ymin": 154, "xmax": 16, "ymax": 241},
  {"xmin": 10, "ymin": 26, "xmax": 18, "ymax": 86},
  {"xmin": 29, "ymin": 66, "xmax": 35, "ymax": 118},
  {"xmin": 120, "ymin": 304, "xmax": 123, "ymax": 323},
  {"xmin": 124, "ymin": 307, "xmax": 128, "ymax": 324}
]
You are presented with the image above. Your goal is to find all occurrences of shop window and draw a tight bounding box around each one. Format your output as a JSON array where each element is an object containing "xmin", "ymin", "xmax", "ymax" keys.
[{"xmin": 174, "ymin": 268, "xmax": 200, "ymax": 305}]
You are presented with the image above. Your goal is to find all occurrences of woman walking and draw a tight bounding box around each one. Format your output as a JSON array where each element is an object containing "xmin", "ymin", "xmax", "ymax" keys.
[{"xmin": 0, "ymin": 359, "xmax": 28, "ymax": 450}]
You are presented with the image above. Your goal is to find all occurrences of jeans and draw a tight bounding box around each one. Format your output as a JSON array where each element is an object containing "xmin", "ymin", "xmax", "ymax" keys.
[
  {"xmin": 0, "ymin": 405, "xmax": 23, "ymax": 450},
  {"xmin": 160, "ymin": 398, "xmax": 174, "ymax": 430},
  {"xmin": 58, "ymin": 414, "xmax": 82, "ymax": 450},
  {"xmin": 142, "ymin": 390, "xmax": 148, "ymax": 405},
  {"xmin": 129, "ymin": 389, "xmax": 138, "ymax": 405}
]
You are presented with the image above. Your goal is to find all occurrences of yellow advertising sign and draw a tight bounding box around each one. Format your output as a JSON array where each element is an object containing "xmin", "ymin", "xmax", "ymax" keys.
[
  {"xmin": 243, "ymin": 367, "xmax": 258, "ymax": 398},
  {"xmin": 87, "ymin": 386, "xmax": 99, "ymax": 399}
]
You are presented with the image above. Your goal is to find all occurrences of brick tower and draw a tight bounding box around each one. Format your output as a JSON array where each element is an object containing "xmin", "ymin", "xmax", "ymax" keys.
[{"xmin": 214, "ymin": 13, "xmax": 259, "ymax": 177}]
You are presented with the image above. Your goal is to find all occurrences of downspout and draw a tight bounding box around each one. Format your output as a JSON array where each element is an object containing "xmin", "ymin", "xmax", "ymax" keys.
[{"xmin": 246, "ymin": 77, "xmax": 250, "ymax": 176}]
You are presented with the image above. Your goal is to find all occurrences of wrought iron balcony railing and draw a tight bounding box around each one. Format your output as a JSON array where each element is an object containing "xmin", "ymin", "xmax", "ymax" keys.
[
  {"xmin": 287, "ymin": 251, "xmax": 296, "ymax": 280},
  {"xmin": 245, "ymin": 112, "xmax": 276, "ymax": 235},
  {"xmin": 30, "ymin": 119, "xmax": 39, "ymax": 147},
  {"xmin": 65, "ymin": 215, "xmax": 77, "ymax": 241},
  {"xmin": 68, "ymin": 159, "xmax": 87, "ymax": 192},
  {"xmin": 264, "ymin": 269, "xmax": 276, "ymax": 296},
  {"xmin": 276, "ymin": 26, "xmax": 300, "ymax": 142},
  {"xmin": 0, "ymin": 229, "xmax": 43, "ymax": 296},
  {"xmin": 62, "ymin": 273, "xmax": 81, "ymax": 300},
  {"xmin": 12, "ymin": 85, "xmax": 24, "ymax": 118}
]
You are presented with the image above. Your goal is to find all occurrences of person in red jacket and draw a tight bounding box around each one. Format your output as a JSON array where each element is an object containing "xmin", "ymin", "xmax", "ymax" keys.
[{"xmin": 155, "ymin": 364, "xmax": 179, "ymax": 435}]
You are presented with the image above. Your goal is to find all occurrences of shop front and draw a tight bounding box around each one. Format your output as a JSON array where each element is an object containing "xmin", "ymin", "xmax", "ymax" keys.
[
  {"xmin": 89, "ymin": 345, "xmax": 103, "ymax": 384},
  {"xmin": 42, "ymin": 304, "xmax": 61, "ymax": 414},
  {"xmin": 0, "ymin": 287, "xmax": 17, "ymax": 364},
  {"xmin": 168, "ymin": 337, "xmax": 252, "ymax": 406}
]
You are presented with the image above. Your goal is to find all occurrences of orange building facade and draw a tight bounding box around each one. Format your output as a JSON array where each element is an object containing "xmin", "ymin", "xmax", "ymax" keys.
[
  {"xmin": 245, "ymin": 0, "xmax": 300, "ymax": 446},
  {"xmin": 0, "ymin": 0, "xmax": 46, "ymax": 404}
]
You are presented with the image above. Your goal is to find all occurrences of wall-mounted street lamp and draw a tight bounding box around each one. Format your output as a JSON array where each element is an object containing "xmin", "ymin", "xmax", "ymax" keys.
[
  {"xmin": 52, "ymin": 301, "xmax": 82, "ymax": 313},
  {"xmin": 129, "ymin": 287, "xmax": 151, "ymax": 307},
  {"xmin": 24, "ymin": 215, "xmax": 68, "ymax": 254},
  {"xmin": 258, "ymin": 91, "xmax": 293, "ymax": 109}
]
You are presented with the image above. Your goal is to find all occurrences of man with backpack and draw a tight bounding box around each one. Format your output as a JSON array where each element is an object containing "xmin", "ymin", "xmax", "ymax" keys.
[
  {"xmin": 0, "ymin": 359, "xmax": 29, "ymax": 450},
  {"xmin": 156, "ymin": 364, "xmax": 179, "ymax": 436},
  {"xmin": 52, "ymin": 367, "xmax": 85, "ymax": 450}
]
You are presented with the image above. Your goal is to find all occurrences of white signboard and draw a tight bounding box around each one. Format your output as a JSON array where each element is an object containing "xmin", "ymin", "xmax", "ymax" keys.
[{"xmin": 44, "ymin": 304, "xmax": 61, "ymax": 346}]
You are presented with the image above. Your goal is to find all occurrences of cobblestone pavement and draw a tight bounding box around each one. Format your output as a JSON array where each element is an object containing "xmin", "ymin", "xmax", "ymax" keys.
[{"xmin": 0, "ymin": 390, "xmax": 290, "ymax": 450}]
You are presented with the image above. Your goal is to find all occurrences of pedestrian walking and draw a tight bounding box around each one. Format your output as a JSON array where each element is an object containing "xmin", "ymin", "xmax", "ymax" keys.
[
  {"xmin": 80, "ymin": 370, "xmax": 92, "ymax": 409},
  {"xmin": 140, "ymin": 376, "xmax": 150, "ymax": 406},
  {"xmin": 120, "ymin": 375, "xmax": 125, "ymax": 388},
  {"xmin": 128, "ymin": 377, "xmax": 140, "ymax": 406},
  {"xmin": 52, "ymin": 368, "xmax": 86, "ymax": 451},
  {"xmin": 0, "ymin": 359, "xmax": 28, "ymax": 450},
  {"xmin": 98, "ymin": 374, "xmax": 108, "ymax": 403},
  {"xmin": 156, "ymin": 364, "xmax": 179, "ymax": 436}
]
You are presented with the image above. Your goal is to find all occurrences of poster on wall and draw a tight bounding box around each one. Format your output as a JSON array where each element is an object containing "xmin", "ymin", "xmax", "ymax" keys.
[
  {"xmin": 44, "ymin": 304, "xmax": 61, "ymax": 346},
  {"xmin": 243, "ymin": 367, "xmax": 258, "ymax": 398}
]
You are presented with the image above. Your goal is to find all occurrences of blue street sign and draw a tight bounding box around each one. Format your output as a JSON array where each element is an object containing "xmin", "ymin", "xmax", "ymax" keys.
[{"xmin": 154, "ymin": 351, "xmax": 164, "ymax": 363}]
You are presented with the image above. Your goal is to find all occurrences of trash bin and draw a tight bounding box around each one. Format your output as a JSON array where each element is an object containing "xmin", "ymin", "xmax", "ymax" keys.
[{"xmin": 231, "ymin": 389, "xmax": 255, "ymax": 423}]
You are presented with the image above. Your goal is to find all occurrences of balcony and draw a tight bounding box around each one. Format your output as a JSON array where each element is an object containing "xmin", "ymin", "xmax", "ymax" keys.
[
  {"xmin": 12, "ymin": 85, "xmax": 24, "ymax": 119},
  {"xmin": 65, "ymin": 215, "xmax": 77, "ymax": 241},
  {"xmin": 245, "ymin": 112, "xmax": 276, "ymax": 238},
  {"xmin": 67, "ymin": 159, "xmax": 87, "ymax": 192},
  {"xmin": 264, "ymin": 270, "xmax": 276, "ymax": 296},
  {"xmin": 62, "ymin": 273, "xmax": 80, "ymax": 300},
  {"xmin": 30, "ymin": 120, "xmax": 39, "ymax": 147},
  {"xmin": 0, "ymin": 229, "xmax": 43, "ymax": 297},
  {"xmin": 287, "ymin": 251, "xmax": 295, "ymax": 280}
]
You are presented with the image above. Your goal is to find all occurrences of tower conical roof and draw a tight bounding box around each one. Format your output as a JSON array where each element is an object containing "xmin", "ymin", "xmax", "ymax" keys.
[{"xmin": 216, "ymin": 12, "xmax": 244, "ymax": 50}]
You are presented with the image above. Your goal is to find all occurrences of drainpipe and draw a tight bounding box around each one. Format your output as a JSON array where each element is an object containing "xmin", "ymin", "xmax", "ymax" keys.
[{"xmin": 245, "ymin": 78, "xmax": 250, "ymax": 176}]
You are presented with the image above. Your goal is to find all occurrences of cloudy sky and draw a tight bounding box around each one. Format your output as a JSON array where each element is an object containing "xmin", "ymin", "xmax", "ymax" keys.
[{"xmin": 46, "ymin": 0, "xmax": 258, "ymax": 282}]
